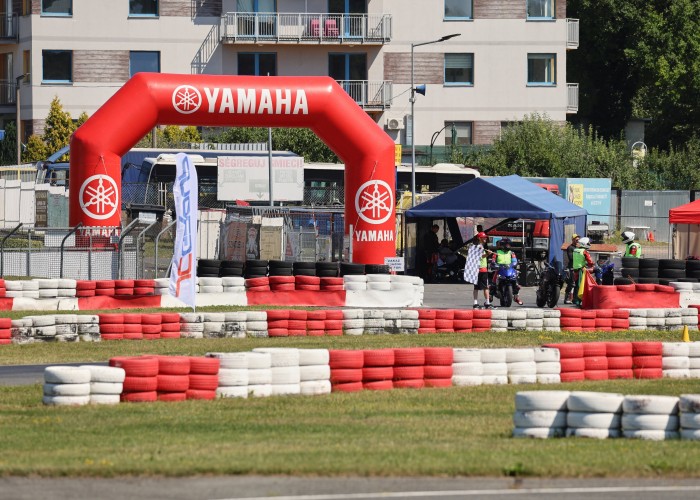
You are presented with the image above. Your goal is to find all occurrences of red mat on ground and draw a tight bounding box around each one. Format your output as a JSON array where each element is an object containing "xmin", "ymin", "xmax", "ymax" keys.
[
  {"xmin": 584, "ymin": 284, "xmax": 679, "ymax": 310},
  {"xmin": 77, "ymin": 295, "xmax": 162, "ymax": 310},
  {"xmin": 246, "ymin": 290, "xmax": 346, "ymax": 306}
]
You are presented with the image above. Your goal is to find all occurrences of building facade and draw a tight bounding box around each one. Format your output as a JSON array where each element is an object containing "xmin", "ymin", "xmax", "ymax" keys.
[{"xmin": 0, "ymin": 0, "xmax": 578, "ymax": 150}]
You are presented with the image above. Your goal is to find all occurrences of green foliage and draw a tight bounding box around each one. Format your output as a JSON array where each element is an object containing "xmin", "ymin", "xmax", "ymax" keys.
[
  {"xmin": 22, "ymin": 135, "xmax": 49, "ymax": 163},
  {"xmin": 135, "ymin": 125, "xmax": 203, "ymax": 148},
  {"xmin": 75, "ymin": 111, "xmax": 89, "ymax": 129},
  {"xmin": 0, "ymin": 121, "xmax": 17, "ymax": 165},
  {"xmin": 42, "ymin": 96, "xmax": 75, "ymax": 155}
]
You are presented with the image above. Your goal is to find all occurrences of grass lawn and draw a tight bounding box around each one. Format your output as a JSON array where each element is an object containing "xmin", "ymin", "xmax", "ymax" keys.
[{"xmin": 1, "ymin": 330, "xmax": 700, "ymax": 477}]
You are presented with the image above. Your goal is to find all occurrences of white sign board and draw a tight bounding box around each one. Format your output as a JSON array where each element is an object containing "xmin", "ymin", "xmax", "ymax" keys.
[
  {"xmin": 384, "ymin": 256, "xmax": 404, "ymax": 272},
  {"xmin": 217, "ymin": 156, "xmax": 304, "ymax": 202}
]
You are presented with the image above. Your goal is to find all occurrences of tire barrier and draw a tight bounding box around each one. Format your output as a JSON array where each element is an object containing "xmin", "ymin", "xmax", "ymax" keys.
[{"xmin": 513, "ymin": 391, "xmax": 699, "ymax": 440}]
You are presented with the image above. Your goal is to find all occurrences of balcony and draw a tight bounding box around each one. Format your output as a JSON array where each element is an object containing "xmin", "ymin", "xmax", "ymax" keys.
[
  {"xmin": 567, "ymin": 18, "xmax": 579, "ymax": 49},
  {"xmin": 0, "ymin": 14, "xmax": 18, "ymax": 43},
  {"xmin": 567, "ymin": 83, "xmax": 579, "ymax": 114},
  {"xmin": 337, "ymin": 80, "xmax": 392, "ymax": 110},
  {"xmin": 0, "ymin": 81, "xmax": 17, "ymax": 106},
  {"xmin": 222, "ymin": 12, "xmax": 392, "ymax": 45}
]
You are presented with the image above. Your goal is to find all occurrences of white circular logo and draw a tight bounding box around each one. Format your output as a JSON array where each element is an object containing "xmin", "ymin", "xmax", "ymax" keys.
[
  {"xmin": 79, "ymin": 175, "xmax": 119, "ymax": 220},
  {"xmin": 355, "ymin": 179, "xmax": 394, "ymax": 225},
  {"xmin": 172, "ymin": 85, "xmax": 202, "ymax": 114}
]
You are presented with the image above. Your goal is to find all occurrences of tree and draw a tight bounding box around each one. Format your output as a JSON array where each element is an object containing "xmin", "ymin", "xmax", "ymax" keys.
[
  {"xmin": 42, "ymin": 96, "xmax": 75, "ymax": 156},
  {"xmin": 135, "ymin": 125, "xmax": 202, "ymax": 148},
  {"xmin": 22, "ymin": 135, "xmax": 49, "ymax": 163},
  {"xmin": 0, "ymin": 122, "xmax": 17, "ymax": 165},
  {"xmin": 76, "ymin": 111, "xmax": 89, "ymax": 129}
]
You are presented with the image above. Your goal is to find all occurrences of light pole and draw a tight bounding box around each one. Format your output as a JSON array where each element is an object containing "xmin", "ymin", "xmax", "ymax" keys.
[
  {"xmin": 15, "ymin": 74, "xmax": 28, "ymax": 167},
  {"xmin": 410, "ymin": 33, "xmax": 460, "ymax": 207}
]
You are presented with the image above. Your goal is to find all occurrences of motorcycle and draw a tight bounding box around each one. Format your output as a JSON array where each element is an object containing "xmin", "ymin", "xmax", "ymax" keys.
[
  {"xmin": 489, "ymin": 263, "xmax": 519, "ymax": 307},
  {"xmin": 594, "ymin": 262, "xmax": 615, "ymax": 285},
  {"xmin": 536, "ymin": 260, "xmax": 565, "ymax": 308}
]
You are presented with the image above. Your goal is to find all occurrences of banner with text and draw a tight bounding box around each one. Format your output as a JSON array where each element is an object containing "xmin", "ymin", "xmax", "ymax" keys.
[{"xmin": 217, "ymin": 155, "xmax": 304, "ymax": 202}]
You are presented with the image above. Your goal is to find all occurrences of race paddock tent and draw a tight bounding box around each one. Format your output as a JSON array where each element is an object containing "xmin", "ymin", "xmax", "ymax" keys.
[
  {"xmin": 669, "ymin": 199, "xmax": 700, "ymax": 259},
  {"xmin": 405, "ymin": 174, "xmax": 587, "ymax": 271}
]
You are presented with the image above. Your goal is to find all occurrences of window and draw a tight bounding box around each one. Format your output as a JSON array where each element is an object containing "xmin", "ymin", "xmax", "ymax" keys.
[
  {"xmin": 42, "ymin": 0, "xmax": 72, "ymax": 16},
  {"xmin": 527, "ymin": 0, "xmax": 554, "ymax": 19},
  {"xmin": 444, "ymin": 0, "xmax": 472, "ymax": 19},
  {"xmin": 444, "ymin": 53, "xmax": 473, "ymax": 85},
  {"xmin": 238, "ymin": 53, "xmax": 276, "ymax": 76},
  {"xmin": 130, "ymin": 51, "xmax": 160, "ymax": 77},
  {"xmin": 236, "ymin": 0, "xmax": 276, "ymax": 12},
  {"xmin": 23, "ymin": 50, "xmax": 31, "ymax": 84},
  {"xmin": 42, "ymin": 50, "xmax": 72, "ymax": 83},
  {"xmin": 129, "ymin": 0, "xmax": 158, "ymax": 16},
  {"xmin": 444, "ymin": 122, "xmax": 472, "ymax": 146},
  {"xmin": 527, "ymin": 53, "xmax": 556, "ymax": 85}
]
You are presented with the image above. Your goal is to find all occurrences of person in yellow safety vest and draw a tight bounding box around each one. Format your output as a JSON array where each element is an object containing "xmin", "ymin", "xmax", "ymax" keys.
[
  {"xmin": 572, "ymin": 236, "xmax": 594, "ymax": 306},
  {"xmin": 492, "ymin": 238, "xmax": 523, "ymax": 305},
  {"xmin": 622, "ymin": 231, "xmax": 642, "ymax": 258}
]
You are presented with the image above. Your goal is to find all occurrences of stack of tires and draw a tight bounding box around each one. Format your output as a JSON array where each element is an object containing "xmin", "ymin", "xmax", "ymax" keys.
[
  {"xmin": 687, "ymin": 259, "xmax": 700, "ymax": 281},
  {"xmin": 315, "ymin": 261, "xmax": 339, "ymax": 277},
  {"xmin": 220, "ymin": 260, "xmax": 244, "ymax": 277},
  {"xmin": 340, "ymin": 263, "xmax": 365, "ymax": 276},
  {"xmin": 658, "ymin": 259, "xmax": 687, "ymax": 285},
  {"xmin": 637, "ymin": 258, "xmax": 659, "ymax": 284},
  {"xmin": 245, "ymin": 259, "xmax": 268, "ymax": 279},
  {"xmin": 292, "ymin": 261, "xmax": 316, "ymax": 277},
  {"xmin": 197, "ymin": 259, "xmax": 221, "ymax": 278},
  {"xmin": 268, "ymin": 260, "xmax": 293, "ymax": 277}
]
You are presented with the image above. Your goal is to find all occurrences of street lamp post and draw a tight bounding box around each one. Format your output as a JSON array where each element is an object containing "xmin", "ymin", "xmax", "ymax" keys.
[
  {"xmin": 410, "ymin": 33, "xmax": 460, "ymax": 207},
  {"xmin": 15, "ymin": 74, "xmax": 28, "ymax": 167}
]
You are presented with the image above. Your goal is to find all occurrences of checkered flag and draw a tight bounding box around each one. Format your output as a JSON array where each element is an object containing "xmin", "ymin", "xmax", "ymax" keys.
[{"xmin": 463, "ymin": 244, "xmax": 482, "ymax": 284}]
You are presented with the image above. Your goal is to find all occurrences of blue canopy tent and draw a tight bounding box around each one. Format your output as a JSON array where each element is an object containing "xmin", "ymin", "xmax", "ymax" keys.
[{"xmin": 405, "ymin": 175, "xmax": 587, "ymax": 266}]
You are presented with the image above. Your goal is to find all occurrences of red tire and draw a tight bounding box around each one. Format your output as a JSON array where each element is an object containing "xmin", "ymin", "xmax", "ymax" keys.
[
  {"xmin": 607, "ymin": 356, "xmax": 633, "ymax": 370},
  {"xmin": 287, "ymin": 320, "xmax": 306, "ymax": 330},
  {"xmin": 655, "ymin": 284, "xmax": 675, "ymax": 293},
  {"xmin": 123, "ymin": 332, "xmax": 143, "ymax": 341},
  {"xmin": 582, "ymin": 342, "xmax": 607, "ymax": 357},
  {"xmin": 269, "ymin": 276, "xmax": 295, "ymax": 284},
  {"xmin": 266, "ymin": 310, "xmax": 290, "ymax": 320},
  {"xmin": 632, "ymin": 342, "xmax": 662, "ymax": 356},
  {"xmin": 288, "ymin": 310, "xmax": 307, "ymax": 321},
  {"xmin": 122, "ymin": 376, "xmax": 158, "ymax": 393},
  {"xmin": 605, "ymin": 342, "xmax": 633, "ymax": 357},
  {"xmin": 584, "ymin": 369, "xmax": 609, "ymax": 381},
  {"xmin": 115, "ymin": 288, "xmax": 134, "ymax": 296},
  {"xmin": 306, "ymin": 320, "xmax": 325, "ymax": 330},
  {"xmin": 141, "ymin": 324, "xmax": 161, "ymax": 335},
  {"xmin": 424, "ymin": 365, "xmax": 453, "ymax": 379},
  {"xmin": 121, "ymin": 391, "xmax": 157, "ymax": 403},
  {"xmin": 584, "ymin": 356, "xmax": 608, "ymax": 371},
  {"xmin": 247, "ymin": 285, "xmax": 270, "ymax": 292},
  {"xmin": 363, "ymin": 349, "xmax": 395, "ymax": 367},
  {"xmin": 110, "ymin": 355, "xmax": 159, "ymax": 376},
  {"xmin": 95, "ymin": 280, "xmax": 115, "ymax": 289},
  {"xmin": 160, "ymin": 332, "xmax": 181, "ymax": 339},
  {"xmin": 581, "ymin": 319, "xmax": 596, "ymax": 328},
  {"xmin": 189, "ymin": 357, "xmax": 220, "ymax": 375},
  {"xmin": 560, "ymin": 371, "xmax": 585, "ymax": 382},
  {"xmin": 320, "ymin": 277, "xmax": 343, "ymax": 286},
  {"xmin": 160, "ymin": 323, "xmax": 181, "ymax": 332},
  {"xmin": 157, "ymin": 392, "xmax": 187, "ymax": 402},
  {"xmin": 362, "ymin": 366, "xmax": 394, "ymax": 381},
  {"xmin": 417, "ymin": 309, "xmax": 436, "ymax": 320},
  {"xmin": 594, "ymin": 319, "xmax": 613, "ymax": 329},
  {"xmin": 114, "ymin": 279, "xmax": 134, "ymax": 288},
  {"xmin": 0, "ymin": 329, "xmax": 11, "ymax": 339},
  {"xmin": 95, "ymin": 289, "xmax": 115, "ymax": 296},
  {"xmin": 393, "ymin": 348, "xmax": 425, "ymax": 366},
  {"xmin": 332, "ymin": 382, "xmax": 363, "ymax": 392},
  {"xmin": 435, "ymin": 309, "xmax": 455, "ymax": 320},
  {"xmin": 99, "ymin": 314, "xmax": 124, "ymax": 325},
  {"xmin": 544, "ymin": 343, "xmax": 583, "ymax": 359},
  {"xmin": 559, "ymin": 317, "xmax": 582, "ymax": 328},
  {"xmin": 141, "ymin": 314, "xmax": 162, "ymax": 325},
  {"xmin": 307, "ymin": 330, "xmax": 325, "ymax": 337},
  {"xmin": 632, "ymin": 355, "xmax": 662, "ymax": 369},
  {"xmin": 76, "ymin": 290, "xmax": 96, "ymax": 297},
  {"xmin": 472, "ymin": 309, "xmax": 492, "ymax": 320},
  {"xmin": 296, "ymin": 284, "xmax": 321, "ymax": 291},
  {"xmin": 288, "ymin": 329, "xmax": 307, "ymax": 337},
  {"xmin": 188, "ymin": 374, "xmax": 219, "ymax": 391},
  {"xmin": 100, "ymin": 324, "xmax": 125, "ymax": 334},
  {"xmin": 330, "ymin": 349, "xmax": 364, "ymax": 369},
  {"xmin": 267, "ymin": 320, "xmax": 289, "ymax": 329},
  {"xmin": 453, "ymin": 310, "xmax": 473, "ymax": 320},
  {"xmin": 295, "ymin": 275, "xmax": 320, "ymax": 285},
  {"xmin": 418, "ymin": 328, "xmax": 437, "ymax": 334},
  {"xmin": 158, "ymin": 356, "xmax": 190, "ymax": 375},
  {"xmin": 270, "ymin": 284, "xmax": 295, "ymax": 291},
  {"xmin": 307, "ymin": 310, "xmax": 327, "ymax": 320},
  {"xmin": 186, "ymin": 389, "xmax": 216, "ymax": 400},
  {"xmin": 424, "ymin": 378, "xmax": 452, "ymax": 388},
  {"xmin": 246, "ymin": 277, "xmax": 270, "ymax": 287},
  {"xmin": 419, "ymin": 319, "xmax": 436, "ymax": 329},
  {"xmin": 594, "ymin": 309, "xmax": 614, "ymax": 318},
  {"xmin": 325, "ymin": 330, "xmax": 343, "ymax": 337},
  {"xmin": 558, "ymin": 308, "xmax": 582, "ymax": 318},
  {"xmin": 363, "ymin": 380, "xmax": 393, "ymax": 390},
  {"xmin": 143, "ymin": 334, "xmax": 161, "ymax": 340},
  {"xmin": 325, "ymin": 310, "xmax": 343, "ymax": 320},
  {"xmin": 393, "ymin": 365, "xmax": 425, "ymax": 380},
  {"xmin": 157, "ymin": 374, "xmax": 190, "ymax": 392},
  {"xmin": 101, "ymin": 333, "xmax": 124, "ymax": 341},
  {"xmin": 608, "ymin": 369, "xmax": 633, "ymax": 380},
  {"xmin": 424, "ymin": 347, "xmax": 454, "ymax": 366},
  {"xmin": 0, "ymin": 339, "xmax": 11, "ymax": 345},
  {"xmin": 330, "ymin": 368, "xmax": 363, "ymax": 383},
  {"xmin": 452, "ymin": 320, "xmax": 473, "ymax": 330},
  {"xmin": 324, "ymin": 320, "xmax": 343, "ymax": 330},
  {"xmin": 434, "ymin": 319, "xmax": 454, "ymax": 332},
  {"xmin": 134, "ymin": 279, "xmax": 155, "ymax": 288},
  {"xmin": 161, "ymin": 313, "xmax": 181, "ymax": 323},
  {"xmin": 611, "ymin": 319, "xmax": 630, "ymax": 329},
  {"xmin": 76, "ymin": 280, "xmax": 97, "ymax": 290},
  {"xmin": 580, "ymin": 310, "xmax": 596, "ymax": 319},
  {"xmin": 268, "ymin": 328, "xmax": 289, "ymax": 337},
  {"xmin": 612, "ymin": 309, "xmax": 630, "ymax": 319},
  {"xmin": 560, "ymin": 358, "xmax": 585, "ymax": 373},
  {"xmin": 393, "ymin": 379, "xmax": 425, "ymax": 389},
  {"xmin": 123, "ymin": 314, "xmax": 142, "ymax": 324},
  {"xmin": 0, "ymin": 318, "xmax": 12, "ymax": 328},
  {"xmin": 633, "ymin": 367, "xmax": 663, "ymax": 379}
]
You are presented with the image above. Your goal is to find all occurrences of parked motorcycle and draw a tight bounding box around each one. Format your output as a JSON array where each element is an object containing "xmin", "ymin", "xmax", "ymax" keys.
[
  {"xmin": 594, "ymin": 262, "xmax": 615, "ymax": 285},
  {"xmin": 489, "ymin": 263, "xmax": 519, "ymax": 307},
  {"xmin": 536, "ymin": 260, "xmax": 565, "ymax": 308}
]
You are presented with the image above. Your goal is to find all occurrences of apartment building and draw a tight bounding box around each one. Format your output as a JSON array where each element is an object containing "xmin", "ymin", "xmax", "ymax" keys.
[{"xmin": 0, "ymin": 0, "xmax": 578, "ymax": 151}]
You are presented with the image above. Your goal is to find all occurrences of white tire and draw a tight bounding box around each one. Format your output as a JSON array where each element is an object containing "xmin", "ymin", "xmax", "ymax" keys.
[
  {"xmin": 43, "ymin": 395, "xmax": 90, "ymax": 406},
  {"xmin": 480, "ymin": 349, "xmax": 507, "ymax": 364},
  {"xmin": 248, "ymin": 384, "xmax": 272, "ymax": 397},
  {"xmin": 507, "ymin": 310, "xmax": 527, "ymax": 320},
  {"xmin": 453, "ymin": 349, "xmax": 481, "ymax": 363},
  {"xmin": 271, "ymin": 366, "xmax": 301, "ymax": 385},
  {"xmin": 221, "ymin": 277, "xmax": 245, "ymax": 287},
  {"xmin": 203, "ymin": 322, "xmax": 225, "ymax": 335},
  {"xmin": 645, "ymin": 318, "xmax": 664, "ymax": 327},
  {"xmin": 680, "ymin": 412, "xmax": 700, "ymax": 429},
  {"xmin": 21, "ymin": 280, "xmax": 39, "ymax": 291},
  {"xmin": 154, "ymin": 278, "xmax": 170, "ymax": 288},
  {"xmin": 44, "ymin": 366, "xmax": 91, "ymax": 384},
  {"xmin": 247, "ymin": 368, "xmax": 272, "ymax": 385},
  {"xmin": 216, "ymin": 386, "xmax": 249, "ymax": 399},
  {"xmin": 300, "ymin": 380, "xmax": 332, "ymax": 396},
  {"xmin": 29, "ymin": 315, "xmax": 56, "ymax": 327},
  {"xmin": 682, "ymin": 316, "xmax": 699, "ymax": 326},
  {"xmin": 180, "ymin": 323, "xmax": 204, "ymax": 333},
  {"xmin": 543, "ymin": 309, "xmax": 561, "ymax": 319},
  {"xmin": 343, "ymin": 275, "xmax": 368, "ymax": 283},
  {"xmin": 664, "ymin": 308, "xmax": 682, "ymax": 318},
  {"xmin": 271, "ymin": 383, "xmax": 301, "ymax": 396},
  {"xmin": 90, "ymin": 394, "xmax": 121, "ymax": 405},
  {"xmin": 509, "ymin": 375, "xmax": 537, "ymax": 385},
  {"xmin": 679, "ymin": 394, "xmax": 700, "ymax": 413},
  {"xmin": 198, "ymin": 277, "xmax": 222, "ymax": 286},
  {"xmin": 344, "ymin": 328, "xmax": 364, "ymax": 336},
  {"xmin": 246, "ymin": 352, "xmax": 272, "ymax": 369},
  {"xmin": 300, "ymin": 365, "xmax": 331, "ymax": 382},
  {"xmin": 200, "ymin": 285, "xmax": 224, "ymax": 294},
  {"xmin": 568, "ymin": 392, "xmax": 624, "ymax": 413},
  {"xmin": 382, "ymin": 310, "xmax": 400, "ymax": 320},
  {"xmin": 515, "ymin": 391, "xmax": 570, "ymax": 411},
  {"xmin": 246, "ymin": 322, "xmax": 268, "ymax": 332},
  {"xmin": 665, "ymin": 317, "xmax": 682, "ymax": 326},
  {"xmin": 481, "ymin": 363, "xmax": 508, "ymax": 376},
  {"xmin": 688, "ymin": 358, "xmax": 700, "ymax": 369},
  {"xmin": 89, "ymin": 382, "xmax": 123, "ymax": 395},
  {"xmin": 681, "ymin": 429, "xmax": 700, "ymax": 440},
  {"xmin": 567, "ymin": 411, "xmax": 621, "ymax": 429},
  {"xmin": 663, "ymin": 369, "xmax": 691, "ymax": 379},
  {"xmin": 362, "ymin": 310, "xmax": 383, "ymax": 320},
  {"xmin": 38, "ymin": 279, "xmax": 59, "ymax": 289},
  {"xmin": 452, "ymin": 362, "xmax": 483, "ymax": 377},
  {"xmin": 646, "ymin": 309, "xmax": 665, "ymax": 319},
  {"xmin": 342, "ymin": 309, "xmax": 363, "ymax": 319},
  {"xmin": 542, "ymin": 318, "xmax": 560, "ymax": 328},
  {"xmin": 80, "ymin": 365, "xmax": 126, "ymax": 383},
  {"xmin": 490, "ymin": 310, "xmax": 508, "ymax": 320},
  {"xmin": 690, "ymin": 369, "xmax": 700, "ymax": 378},
  {"xmin": 366, "ymin": 274, "xmax": 391, "ymax": 283},
  {"xmin": 491, "ymin": 320, "xmax": 508, "ymax": 329},
  {"xmin": 4, "ymin": 290, "xmax": 22, "ymax": 298},
  {"xmin": 180, "ymin": 313, "xmax": 202, "ymax": 323},
  {"xmin": 525, "ymin": 308, "xmax": 545, "ymax": 320},
  {"xmin": 512, "ymin": 427, "xmax": 565, "ymax": 439},
  {"xmin": 4, "ymin": 281, "xmax": 22, "ymax": 291},
  {"xmin": 400, "ymin": 310, "xmax": 419, "ymax": 320},
  {"xmin": 203, "ymin": 312, "xmax": 226, "ymax": 322},
  {"xmin": 207, "ymin": 352, "xmax": 248, "ymax": 369},
  {"xmin": 623, "ymin": 430, "xmax": 679, "ymax": 441},
  {"xmin": 687, "ymin": 342, "xmax": 700, "ymax": 357},
  {"xmin": 363, "ymin": 318, "xmax": 384, "ymax": 328},
  {"xmin": 58, "ymin": 278, "xmax": 77, "ymax": 289},
  {"xmin": 511, "ymin": 320, "xmax": 527, "ymax": 329},
  {"xmin": 224, "ymin": 311, "xmax": 247, "ymax": 322},
  {"xmin": 623, "ymin": 395, "xmax": 679, "ymax": 415},
  {"xmin": 253, "ymin": 348, "xmax": 300, "ymax": 367},
  {"xmin": 533, "ymin": 347, "xmax": 561, "ymax": 363},
  {"xmin": 38, "ymin": 289, "xmax": 58, "ymax": 298},
  {"xmin": 344, "ymin": 283, "xmax": 366, "ymax": 291},
  {"xmin": 525, "ymin": 320, "xmax": 544, "ymax": 329},
  {"xmin": 246, "ymin": 311, "xmax": 267, "ymax": 322},
  {"xmin": 662, "ymin": 356, "xmax": 690, "ymax": 369},
  {"xmin": 536, "ymin": 362, "xmax": 561, "ymax": 375},
  {"xmin": 514, "ymin": 410, "xmax": 567, "ymax": 428},
  {"xmin": 506, "ymin": 349, "xmax": 535, "ymax": 363},
  {"xmin": 76, "ymin": 315, "xmax": 99, "ymax": 324},
  {"xmin": 217, "ymin": 368, "xmax": 249, "ymax": 387},
  {"xmin": 78, "ymin": 325, "xmax": 100, "ymax": 335},
  {"xmin": 43, "ymin": 383, "xmax": 91, "ymax": 397},
  {"xmin": 58, "ymin": 288, "xmax": 77, "ymax": 297},
  {"xmin": 181, "ymin": 331, "xmax": 203, "ymax": 339},
  {"xmin": 343, "ymin": 319, "xmax": 365, "ymax": 330},
  {"xmin": 507, "ymin": 362, "xmax": 537, "ymax": 375},
  {"xmin": 23, "ymin": 291, "xmax": 40, "ymax": 298},
  {"xmin": 481, "ymin": 375, "xmax": 508, "ymax": 385},
  {"xmin": 54, "ymin": 325, "xmax": 76, "ymax": 336},
  {"xmin": 566, "ymin": 428, "xmax": 620, "ymax": 439},
  {"xmin": 622, "ymin": 414, "xmax": 679, "ymax": 431},
  {"xmin": 536, "ymin": 374, "xmax": 561, "ymax": 384},
  {"xmin": 54, "ymin": 315, "xmax": 78, "ymax": 325},
  {"xmin": 452, "ymin": 375, "xmax": 482, "ymax": 386},
  {"xmin": 34, "ymin": 326, "xmax": 57, "ymax": 337},
  {"xmin": 628, "ymin": 317, "xmax": 647, "ymax": 327},
  {"xmin": 366, "ymin": 282, "xmax": 391, "ymax": 291}
]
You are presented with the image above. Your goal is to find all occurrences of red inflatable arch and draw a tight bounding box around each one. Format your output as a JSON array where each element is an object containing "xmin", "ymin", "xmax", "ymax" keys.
[{"xmin": 70, "ymin": 74, "xmax": 396, "ymax": 264}]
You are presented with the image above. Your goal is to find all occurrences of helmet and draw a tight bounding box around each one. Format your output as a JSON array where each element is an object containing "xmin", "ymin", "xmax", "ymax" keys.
[
  {"xmin": 622, "ymin": 231, "xmax": 635, "ymax": 244},
  {"xmin": 476, "ymin": 232, "xmax": 487, "ymax": 239},
  {"xmin": 578, "ymin": 237, "xmax": 591, "ymax": 249},
  {"xmin": 500, "ymin": 238, "xmax": 511, "ymax": 248}
]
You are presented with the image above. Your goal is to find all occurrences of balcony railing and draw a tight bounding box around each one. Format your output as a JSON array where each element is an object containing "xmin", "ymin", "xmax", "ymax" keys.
[
  {"xmin": 567, "ymin": 83, "xmax": 579, "ymax": 114},
  {"xmin": 0, "ymin": 14, "xmax": 18, "ymax": 41},
  {"xmin": 337, "ymin": 80, "xmax": 392, "ymax": 109},
  {"xmin": 0, "ymin": 81, "xmax": 17, "ymax": 106},
  {"xmin": 222, "ymin": 12, "xmax": 392, "ymax": 44},
  {"xmin": 567, "ymin": 18, "xmax": 579, "ymax": 49}
]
